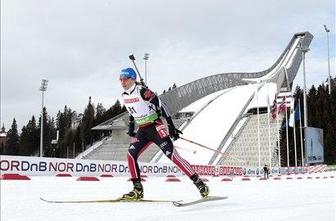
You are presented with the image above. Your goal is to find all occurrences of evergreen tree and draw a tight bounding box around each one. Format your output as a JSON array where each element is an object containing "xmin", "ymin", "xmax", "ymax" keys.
[
  {"xmin": 19, "ymin": 126, "xmax": 28, "ymax": 155},
  {"xmin": 63, "ymin": 128, "xmax": 75, "ymax": 157},
  {"xmin": 93, "ymin": 103, "xmax": 107, "ymax": 140},
  {"xmin": 104, "ymin": 100, "xmax": 126, "ymax": 120},
  {"xmin": 5, "ymin": 118, "xmax": 20, "ymax": 155},
  {"xmin": 74, "ymin": 126, "xmax": 82, "ymax": 157},
  {"xmin": 95, "ymin": 103, "xmax": 106, "ymax": 124},
  {"xmin": 307, "ymin": 85, "xmax": 317, "ymax": 126},
  {"xmin": 20, "ymin": 116, "xmax": 39, "ymax": 156},
  {"xmin": 27, "ymin": 116, "xmax": 40, "ymax": 155},
  {"xmin": 37, "ymin": 107, "xmax": 56, "ymax": 156},
  {"xmin": 56, "ymin": 106, "xmax": 75, "ymax": 158},
  {"xmin": 0, "ymin": 143, "xmax": 4, "ymax": 155},
  {"xmin": 80, "ymin": 97, "xmax": 95, "ymax": 149}
]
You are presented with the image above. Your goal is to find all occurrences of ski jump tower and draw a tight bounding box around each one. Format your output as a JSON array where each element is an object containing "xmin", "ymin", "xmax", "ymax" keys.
[{"xmin": 87, "ymin": 32, "xmax": 313, "ymax": 167}]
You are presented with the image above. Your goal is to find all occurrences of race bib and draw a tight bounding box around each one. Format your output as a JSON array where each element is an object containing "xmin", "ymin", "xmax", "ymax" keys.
[{"xmin": 155, "ymin": 123, "xmax": 168, "ymax": 139}]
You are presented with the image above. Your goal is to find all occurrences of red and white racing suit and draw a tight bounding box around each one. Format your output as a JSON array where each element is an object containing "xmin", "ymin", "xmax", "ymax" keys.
[{"xmin": 122, "ymin": 83, "xmax": 195, "ymax": 180}]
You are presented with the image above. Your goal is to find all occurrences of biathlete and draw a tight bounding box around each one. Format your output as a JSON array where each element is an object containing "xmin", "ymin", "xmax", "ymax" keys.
[{"xmin": 119, "ymin": 67, "xmax": 209, "ymax": 200}]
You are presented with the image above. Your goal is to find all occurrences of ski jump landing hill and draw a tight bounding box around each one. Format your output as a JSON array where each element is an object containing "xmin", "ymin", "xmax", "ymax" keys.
[{"xmin": 81, "ymin": 32, "xmax": 313, "ymax": 168}]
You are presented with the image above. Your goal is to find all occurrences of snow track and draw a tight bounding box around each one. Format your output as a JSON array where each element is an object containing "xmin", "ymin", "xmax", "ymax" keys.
[{"xmin": 1, "ymin": 172, "xmax": 335, "ymax": 221}]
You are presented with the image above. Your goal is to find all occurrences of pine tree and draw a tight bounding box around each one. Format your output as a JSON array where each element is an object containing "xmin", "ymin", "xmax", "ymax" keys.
[
  {"xmin": 56, "ymin": 106, "xmax": 75, "ymax": 158},
  {"xmin": 19, "ymin": 117, "xmax": 39, "ymax": 156},
  {"xmin": 5, "ymin": 118, "xmax": 20, "ymax": 155},
  {"xmin": 95, "ymin": 103, "xmax": 106, "ymax": 124},
  {"xmin": 80, "ymin": 97, "xmax": 95, "ymax": 149},
  {"xmin": 0, "ymin": 143, "xmax": 4, "ymax": 155},
  {"xmin": 37, "ymin": 107, "xmax": 56, "ymax": 156},
  {"xmin": 19, "ymin": 126, "xmax": 28, "ymax": 155},
  {"xmin": 93, "ymin": 103, "xmax": 107, "ymax": 140},
  {"xmin": 74, "ymin": 125, "xmax": 82, "ymax": 157}
]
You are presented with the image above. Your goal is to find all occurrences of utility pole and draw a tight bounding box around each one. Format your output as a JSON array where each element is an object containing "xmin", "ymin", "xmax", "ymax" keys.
[
  {"xmin": 39, "ymin": 79, "xmax": 48, "ymax": 157},
  {"xmin": 324, "ymin": 25, "xmax": 332, "ymax": 95}
]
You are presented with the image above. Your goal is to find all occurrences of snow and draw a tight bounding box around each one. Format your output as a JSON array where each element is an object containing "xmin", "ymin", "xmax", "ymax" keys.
[
  {"xmin": 179, "ymin": 89, "xmax": 230, "ymax": 113},
  {"xmin": 157, "ymin": 81, "xmax": 280, "ymax": 165},
  {"xmin": 159, "ymin": 83, "xmax": 276, "ymax": 164},
  {"xmin": 1, "ymin": 172, "xmax": 335, "ymax": 221}
]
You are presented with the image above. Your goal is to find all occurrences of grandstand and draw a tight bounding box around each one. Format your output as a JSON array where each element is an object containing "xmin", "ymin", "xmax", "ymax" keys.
[{"xmin": 79, "ymin": 32, "xmax": 313, "ymax": 167}]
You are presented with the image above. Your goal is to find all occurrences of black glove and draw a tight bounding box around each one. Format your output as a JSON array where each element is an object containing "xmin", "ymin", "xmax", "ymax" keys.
[
  {"xmin": 127, "ymin": 130, "xmax": 136, "ymax": 137},
  {"xmin": 155, "ymin": 109, "xmax": 162, "ymax": 117},
  {"xmin": 127, "ymin": 120, "xmax": 136, "ymax": 137},
  {"xmin": 168, "ymin": 125, "xmax": 183, "ymax": 140}
]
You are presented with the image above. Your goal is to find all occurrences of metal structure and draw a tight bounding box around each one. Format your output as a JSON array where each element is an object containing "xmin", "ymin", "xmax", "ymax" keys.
[
  {"xmin": 39, "ymin": 79, "xmax": 48, "ymax": 157},
  {"xmin": 300, "ymin": 43, "xmax": 310, "ymax": 127},
  {"xmin": 324, "ymin": 25, "xmax": 331, "ymax": 95}
]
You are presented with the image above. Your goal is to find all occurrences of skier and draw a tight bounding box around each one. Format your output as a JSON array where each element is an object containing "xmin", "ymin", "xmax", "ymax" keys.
[{"xmin": 119, "ymin": 67, "xmax": 209, "ymax": 200}]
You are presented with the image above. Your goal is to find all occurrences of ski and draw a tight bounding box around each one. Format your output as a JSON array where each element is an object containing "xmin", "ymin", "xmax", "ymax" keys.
[
  {"xmin": 172, "ymin": 196, "xmax": 228, "ymax": 207},
  {"xmin": 40, "ymin": 197, "xmax": 177, "ymax": 204}
]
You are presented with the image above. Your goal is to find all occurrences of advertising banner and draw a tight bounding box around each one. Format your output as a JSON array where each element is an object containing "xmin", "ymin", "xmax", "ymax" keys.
[
  {"xmin": 304, "ymin": 127, "xmax": 324, "ymax": 164},
  {"xmin": 0, "ymin": 155, "xmax": 324, "ymax": 177},
  {"xmin": 0, "ymin": 155, "xmax": 182, "ymax": 177}
]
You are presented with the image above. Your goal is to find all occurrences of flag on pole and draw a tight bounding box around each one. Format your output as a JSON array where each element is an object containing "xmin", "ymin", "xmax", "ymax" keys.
[
  {"xmin": 278, "ymin": 96, "xmax": 286, "ymax": 113},
  {"xmin": 288, "ymin": 99, "xmax": 295, "ymax": 127},
  {"xmin": 289, "ymin": 100, "xmax": 301, "ymax": 127},
  {"xmin": 271, "ymin": 95, "xmax": 278, "ymax": 119}
]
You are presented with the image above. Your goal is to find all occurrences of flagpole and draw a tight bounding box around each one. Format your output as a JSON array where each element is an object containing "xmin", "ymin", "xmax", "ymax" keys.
[
  {"xmin": 285, "ymin": 95, "xmax": 289, "ymax": 168},
  {"xmin": 267, "ymin": 85, "xmax": 272, "ymax": 167},
  {"xmin": 298, "ymin": 98, "xmax": 304, "ymax": 166},
  {"xmin": 293, "ymin": 99, "xmax": 298, "ymax": 167},
  {"xmin": 277, "ymin": 98, "xmax": 281, "ymax": 167},
  {"xmin": 256, "ymin": 83, "xmax": 261, "ymax": 169}
]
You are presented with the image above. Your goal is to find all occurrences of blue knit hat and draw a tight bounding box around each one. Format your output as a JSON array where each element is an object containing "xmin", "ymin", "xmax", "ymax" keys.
[{"xmin": 120, "ymin": 68, "xmax": 137, "ymax": 80}]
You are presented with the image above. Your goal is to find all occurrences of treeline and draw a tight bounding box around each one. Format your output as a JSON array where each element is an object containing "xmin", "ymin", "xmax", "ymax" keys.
[
  {"xmin": 1, "ymin": 97, "xmax": 126, "ymax": 158},
  {"xmin": 279, "ymin": 77, "xmax": 336, "ymax": 166}
]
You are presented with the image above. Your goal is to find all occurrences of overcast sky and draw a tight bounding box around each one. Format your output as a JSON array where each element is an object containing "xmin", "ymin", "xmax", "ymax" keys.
[{"xmin": 1, "ymin": 0, "xmax": 335, "ymax": 131}]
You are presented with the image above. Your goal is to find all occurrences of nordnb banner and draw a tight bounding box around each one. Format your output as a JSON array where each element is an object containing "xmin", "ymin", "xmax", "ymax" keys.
[
  {"xmin": 2, "ymin": 155, "xmax": 322, "ymax": 177},
  {"xmin": 0, "ymin": 155, "xmax": 182, "ymax": 176},
  {"xmin": 0, "ymin": 155, "xmax": 245, "ymax": 177}
]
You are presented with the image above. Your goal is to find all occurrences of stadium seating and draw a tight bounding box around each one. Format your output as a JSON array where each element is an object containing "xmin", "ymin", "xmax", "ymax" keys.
[{"xmin": 217, "ymin": 113, "xmax": 284, "ymax": 167}]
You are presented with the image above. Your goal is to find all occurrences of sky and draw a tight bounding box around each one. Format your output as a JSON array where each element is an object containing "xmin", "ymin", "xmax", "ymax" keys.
[{"xmin": 1, "ymin": 0, "xmax": 335, "ymax": 131}]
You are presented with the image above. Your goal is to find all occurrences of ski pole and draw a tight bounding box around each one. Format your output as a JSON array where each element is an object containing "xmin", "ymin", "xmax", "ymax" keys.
[
  {"xmin": 179, "ymin": 137, "xmax": 248, "ymax": 164},
  {"xmin": 174, "ymin": 145, "xmax": 197, "ymax": 154},
  {"xmin": 180, "ymin": 137, "xmax": 226, "ymax": 155},
  {"xmin": 129, "ymin": 54, "xmax": 146, "ymax": 87}
]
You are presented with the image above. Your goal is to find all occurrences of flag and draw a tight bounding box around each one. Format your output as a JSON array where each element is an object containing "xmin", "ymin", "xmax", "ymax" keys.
[
  {"xmin": 289, "ymin": 99, "xmax": 295, "ymax": 127},
  {"xmin": 270, "ymin": 95, "xmax": 278, "ymax": 119},
  {"xmin": 278, "ymin": 96, "xmax": 286, "ymax": 113},
  {"xmin": 281, "ymin": 98, "xmax": 301, "ymax": 127},
  {"xmin": 294, "ymin": 106, "xmax": 300, "ymax": 122}
]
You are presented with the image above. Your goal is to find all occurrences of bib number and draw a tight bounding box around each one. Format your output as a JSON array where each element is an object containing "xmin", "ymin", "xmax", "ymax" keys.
[{"xmin": 155, "ymin": 123, "xmax": 168, "ymax": 139}]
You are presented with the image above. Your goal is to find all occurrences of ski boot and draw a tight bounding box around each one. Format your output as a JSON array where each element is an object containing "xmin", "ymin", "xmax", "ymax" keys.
[
  {"xmin": 120, "ymin": 179, "xmax": 144, "ymax": 201},
  {"xmin": 191, "ymin": 174, "xmax": 209, "ymax": 198}
]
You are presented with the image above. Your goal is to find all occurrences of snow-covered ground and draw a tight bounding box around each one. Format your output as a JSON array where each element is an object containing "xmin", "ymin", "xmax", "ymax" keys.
[{"xmin": 1, "ymin": 172, "xmax": 335, "ymax": 221}]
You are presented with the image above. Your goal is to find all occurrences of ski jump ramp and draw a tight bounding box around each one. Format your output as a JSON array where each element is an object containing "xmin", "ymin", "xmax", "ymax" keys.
[
  {"xmin": 154, "ymin": 32, "xmax": 313, "ymax": 165},
  {"xmin": 89, "ymin": 32, "xmax": 313, "ymax": 166}
]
